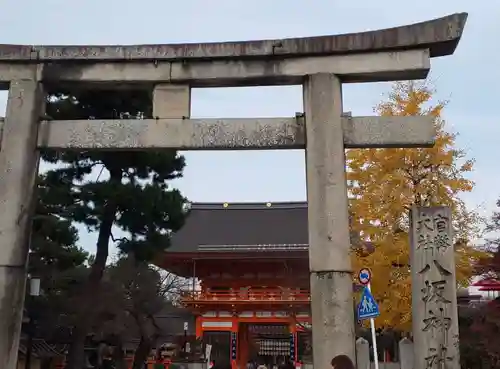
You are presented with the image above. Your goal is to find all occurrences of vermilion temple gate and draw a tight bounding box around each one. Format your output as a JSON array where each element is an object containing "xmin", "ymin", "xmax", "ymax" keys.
[{"xmin": 0, "ymin": 13, "xmax": 467, "ymax": 369}]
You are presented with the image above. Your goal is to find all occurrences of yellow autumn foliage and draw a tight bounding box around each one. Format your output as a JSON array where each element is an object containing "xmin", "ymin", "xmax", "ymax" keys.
[{"xmin": 347, "ymin": 81, "xmax": 485, "ymax": 332}]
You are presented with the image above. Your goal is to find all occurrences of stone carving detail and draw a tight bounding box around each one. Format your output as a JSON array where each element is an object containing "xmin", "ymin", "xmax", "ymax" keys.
[{"xmin": 410, "ymin": 206, "xmax": 460, "ymax": 369}]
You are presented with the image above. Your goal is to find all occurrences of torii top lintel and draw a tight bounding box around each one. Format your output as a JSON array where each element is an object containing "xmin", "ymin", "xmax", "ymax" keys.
[{"xmin": 0, "ymin": 13, "xmax": 467, "ymax": 61}]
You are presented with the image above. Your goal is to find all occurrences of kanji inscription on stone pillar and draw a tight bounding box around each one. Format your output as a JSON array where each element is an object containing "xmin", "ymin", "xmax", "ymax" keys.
[{"xmin": 410, "ymin": 206, "xmax": 460, "ymax": 369}]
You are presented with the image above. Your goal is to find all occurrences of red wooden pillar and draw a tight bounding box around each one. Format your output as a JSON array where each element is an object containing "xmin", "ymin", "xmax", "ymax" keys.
[{"xmin": 196, "ymin": 316, "xmax": 203, "ymax": 339}]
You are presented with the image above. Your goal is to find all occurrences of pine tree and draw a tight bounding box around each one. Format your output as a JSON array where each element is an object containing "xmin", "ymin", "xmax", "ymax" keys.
[
  {"xmin": 30, "ymin": 174, "xmax": 88, "ymax": 276},
  {"xmin": 43, "ymin": 88, "xmax": 188, "ymax": 369},
  {"xmin": 27, "ymin": 174, "xmax": 89, "ymax": 343},
  {"xmin": 347, "ymin": 81, "xmax": 485, "ymax": 331}
]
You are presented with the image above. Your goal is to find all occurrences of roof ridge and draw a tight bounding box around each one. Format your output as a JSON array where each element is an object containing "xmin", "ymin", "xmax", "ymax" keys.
[{"xmin": 190, "ymin": 202, "xmax": 307, "ymax": 210}]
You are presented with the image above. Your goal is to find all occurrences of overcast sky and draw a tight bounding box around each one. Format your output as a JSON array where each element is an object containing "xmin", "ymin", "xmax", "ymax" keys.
[{"xmin": 0, "ymin": 0, "xmax": 497, "ymax": 255}]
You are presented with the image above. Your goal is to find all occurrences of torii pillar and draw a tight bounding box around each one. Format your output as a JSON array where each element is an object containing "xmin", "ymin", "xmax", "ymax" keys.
[
  {"xmin": 0, "ymin": 12, "xmax": 468, "ymax": 369},
  {"xmin": 304, "ymin": 73, "xmax": 357, "ymax": 361}
]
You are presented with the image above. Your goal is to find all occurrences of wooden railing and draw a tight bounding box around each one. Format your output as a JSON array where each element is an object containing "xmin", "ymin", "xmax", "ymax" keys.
[{"xmin": 181, "ymin": 287, "xmax": 310, "ymax": 303}]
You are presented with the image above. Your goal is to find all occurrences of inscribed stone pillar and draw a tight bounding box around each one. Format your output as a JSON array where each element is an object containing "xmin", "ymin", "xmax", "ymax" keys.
[
  {"xmin": 410, "ymin": 206, "xmax": 460, "ymax": 369},
  {"xmin": 303, "ymin": 73, "xmax": 356, "ymax": 367},
  {"xmin": 0, "ymin": 80, "xmax": 44, "ymax": 369}
]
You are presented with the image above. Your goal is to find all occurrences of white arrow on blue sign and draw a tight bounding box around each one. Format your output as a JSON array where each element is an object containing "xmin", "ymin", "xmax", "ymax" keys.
[{"xmin": 357, "ymin": 287, "xmax": 380, "ymax": 321}]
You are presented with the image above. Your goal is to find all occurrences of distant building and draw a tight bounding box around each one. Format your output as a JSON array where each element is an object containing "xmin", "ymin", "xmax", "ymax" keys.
[
  {"xmin": 17, "ymin": 335, "xmax": 66, "ymax": 369},
  {"xmin": 469, "ymin": 277, "xmax": 500, "ymax": 303},
  {"xmin": 156, "ymin": 202, "xmax": 312, "ymax": 369},
  {"xmin": 121, "ymin": 302, "xmax": 197, "ymax": 356}
]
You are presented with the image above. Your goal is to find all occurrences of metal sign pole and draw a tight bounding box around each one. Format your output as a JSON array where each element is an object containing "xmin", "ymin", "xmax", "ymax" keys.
[{"xmin": 367, "ymin": 282, "xmax": 379, "ymax": 369}]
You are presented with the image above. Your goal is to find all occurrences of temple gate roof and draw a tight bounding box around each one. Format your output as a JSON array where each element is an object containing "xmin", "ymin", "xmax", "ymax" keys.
[{"xmin": 168, "ymin": 202, "xmax": 308, "ymax": 253}]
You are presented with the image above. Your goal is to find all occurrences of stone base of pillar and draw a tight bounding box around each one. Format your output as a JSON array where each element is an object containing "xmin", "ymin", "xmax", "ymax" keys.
[
  {"xmin": 0, "ymin": 266, "xmax": 28, "ymax": 369},
  {"xmin": 310, "ymin": 271, "xmax": 356, "ymax": 368}
]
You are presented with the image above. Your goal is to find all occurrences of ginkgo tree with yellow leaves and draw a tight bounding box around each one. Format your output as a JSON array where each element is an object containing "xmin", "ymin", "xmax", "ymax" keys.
[{"xmin": 347, "ymin": 81, "xmax": 485, "ymax": 332}]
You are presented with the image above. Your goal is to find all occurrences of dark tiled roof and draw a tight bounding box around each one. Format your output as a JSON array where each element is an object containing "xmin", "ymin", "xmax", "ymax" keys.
[
  {"xmin": 168, "ymin": 202, "xmax": 308, "ymax": 253},
  {"xmin": 18, "ymin": 338, "xmax": 66, "ymax": 358},
  {"xmin": 155, "ymin": 303, "xmax": 196, "ymax": 336},
  {"xmin": 122, "ymin": 304, "xmax": 196, "ymax": 349}
]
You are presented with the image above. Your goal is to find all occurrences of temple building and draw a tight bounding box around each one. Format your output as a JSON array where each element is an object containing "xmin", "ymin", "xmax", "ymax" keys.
[
  {"xmin": 155, "ymin": 201, "xmax": 481, "ymax": 369},
  {"xmin": 157, "ymin": 202, "xmax": 312, "ymax": 369},
  {"xmin": 471, "ymin": 278, "xmax": 500, "ymax": 302}
]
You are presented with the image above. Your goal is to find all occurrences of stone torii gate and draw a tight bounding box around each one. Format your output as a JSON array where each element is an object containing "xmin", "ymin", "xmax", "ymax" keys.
[{"xmin": 0, "ymin": 13, "xmax": 467, "ymax": 369}]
